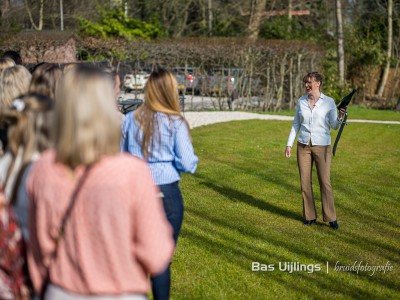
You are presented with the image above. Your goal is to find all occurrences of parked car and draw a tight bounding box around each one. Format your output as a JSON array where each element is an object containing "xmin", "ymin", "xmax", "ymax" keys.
[
  {"xmin": 201, "ymin": 67, "xmax": 262, "ymax": 96},
  {"xmin": 123, "ymin": 71, "xmax": 150, "ymax": 92},
  {"xmin": 171, "ymin": 67, "xmax": 201, "ymax": 94}
]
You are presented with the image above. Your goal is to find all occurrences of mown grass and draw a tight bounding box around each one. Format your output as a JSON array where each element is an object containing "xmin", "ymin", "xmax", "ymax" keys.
[
  {"xmin": 264, "ymin": 106, "xmax": 400, "ymax": 121},
  {"xmin": 172, "ymin": 118, "xmax": 400, "ymax": 299}
]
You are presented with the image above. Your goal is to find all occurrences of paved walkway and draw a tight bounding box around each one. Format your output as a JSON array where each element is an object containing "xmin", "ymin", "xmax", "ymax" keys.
[{"xmin": 183, "ymin": 111, "xmax": 400, "ymax": 128}]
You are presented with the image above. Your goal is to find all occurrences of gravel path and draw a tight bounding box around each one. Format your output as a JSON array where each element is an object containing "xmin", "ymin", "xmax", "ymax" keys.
[{"xmin": 183, "ymin": 111, "xmax": 400, "ymax": 129}]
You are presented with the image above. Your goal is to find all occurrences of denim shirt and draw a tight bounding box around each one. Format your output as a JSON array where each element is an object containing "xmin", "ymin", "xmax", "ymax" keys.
[
  {"xmin": 121, "ymin": 111, "xmax": 198, "ymax": 185},
  {"xmin": 287, "ymin": 93, "xmax": 340, "ymax": 147}
]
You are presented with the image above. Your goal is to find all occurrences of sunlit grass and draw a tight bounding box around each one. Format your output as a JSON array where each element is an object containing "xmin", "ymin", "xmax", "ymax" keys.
[{"xmin": 172, "ymin": 119, "xmax": 400, "ymax": 299}]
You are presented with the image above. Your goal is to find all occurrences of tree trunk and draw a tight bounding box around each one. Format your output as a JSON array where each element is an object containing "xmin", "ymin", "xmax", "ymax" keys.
[
  {"xmin": 60, "ymin": 0, "xmax": 64, "ymax": 31},
  {"xmin": 289, "ymin": 56, "xmax": 293, "ymax": 109},
  {"xmin": 208, "ymin": 0, "xmax": 213, "ymax": 37},
  {"xmin": 377, "ymin": 0, "xmax": 393, "ymax": 97},
  {"xmin": 1, "ymin": 0, "xmax": 10, "ymax": 17},
  {"xmin": 335, "ymin": 0, "xmax": 345, "ymax": 87},
  {"xmin": 287, "ymin": 0, "xmax": 292, "ymax": 34},
  {"xmin": 247, "ymin": 0, "xmax": 267, "ymax": 40},
  {"xmin": 24, "ymin": 0, "xmax": 45, "ymax": 30}
]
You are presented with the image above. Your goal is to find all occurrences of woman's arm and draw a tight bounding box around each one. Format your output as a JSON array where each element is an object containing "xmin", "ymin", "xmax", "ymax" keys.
[
  {"xmin": 173, "ymin": 120, "xmax": 198, "ymax": 174},
  {"xmin": 120, "ymin": 113, "xmax": 131, "ymax": 152},
  {"xmin": 286, "ymin": 101, "xmax": 301, "ymax": 149}
]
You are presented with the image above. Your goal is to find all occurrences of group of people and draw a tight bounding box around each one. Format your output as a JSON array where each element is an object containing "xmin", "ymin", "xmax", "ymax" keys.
[
  {"xmin": 0, "ymin": 51, "xmax": 198, "ymax": 300},
  {"xmin": 0, "ymin": 49, "xmax": 346, "ymax": 299}
]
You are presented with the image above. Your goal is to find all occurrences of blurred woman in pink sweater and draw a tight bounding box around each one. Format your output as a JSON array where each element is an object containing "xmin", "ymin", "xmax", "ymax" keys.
[{"xmin": 27, "ymin": 65, "xmax": 174, "ymax": 300}]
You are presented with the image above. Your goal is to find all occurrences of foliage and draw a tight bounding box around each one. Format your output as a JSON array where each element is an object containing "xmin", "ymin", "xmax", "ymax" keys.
[
  {"xmin": 78, "ymin": 7, "xmax": 166, "ymax": 41},
  {"xmin": 259, "ymin": 16, "xmax": 322, "ymax": 42},
  {"xmin": 174, "ymin": 118, "xmax": 400, "ymax": 299}
]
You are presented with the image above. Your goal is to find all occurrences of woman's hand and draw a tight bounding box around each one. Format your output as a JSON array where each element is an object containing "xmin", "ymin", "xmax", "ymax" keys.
[
  {"xmin": 285, "ymin": 146, "xmax": 291, "ymax": 158},
  {"xmin": 338, "ymin": 108, "xmax": 347, "ymax": 120}
]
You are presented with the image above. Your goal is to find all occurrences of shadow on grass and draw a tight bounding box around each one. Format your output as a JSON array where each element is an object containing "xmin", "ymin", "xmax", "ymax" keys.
[
  {"xmin": 181, "ymin": 207, "xmax": 395, "ymax": 299},
  {"xmin": 198, "ymin": 179, "xmax": 301, "ymax": 222},
  {"xmin": 183, "ymin": 177, "xmax": 399, "ymax": 294},
  {"xmin": 205, "ymin": 156, "xmax": 300, "ymax": 196}
]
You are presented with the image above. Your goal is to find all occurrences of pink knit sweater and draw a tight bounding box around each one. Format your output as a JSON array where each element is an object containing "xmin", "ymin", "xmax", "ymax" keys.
[{"xmin": 27, "ymin": 150, "xmax": 174, "ymax": 296}]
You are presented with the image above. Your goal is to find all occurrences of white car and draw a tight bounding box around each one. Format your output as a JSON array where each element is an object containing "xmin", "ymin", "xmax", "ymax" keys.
[{"xmin": 124, "ymin": 72, "xmax": 150, "ymax": 92}]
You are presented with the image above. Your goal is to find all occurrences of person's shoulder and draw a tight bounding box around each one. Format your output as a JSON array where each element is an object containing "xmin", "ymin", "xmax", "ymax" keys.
[
  {"xmin": 33, "ymin": 149, "xmax": 55, "ymax": 169},
  {"xmin": 321, "ymin": 93, "xmax": 336, "ymax": 106},
  {"xmin": 28, "ymin": 149, "xmax": 56, "ymax": 185},
  {"xmin": 157, "ymin": 112, "xmax": 185, "ymax": 127},
  {"xmin": 298, "ymin": 94, "xmax": 308, "ymax": 101}
]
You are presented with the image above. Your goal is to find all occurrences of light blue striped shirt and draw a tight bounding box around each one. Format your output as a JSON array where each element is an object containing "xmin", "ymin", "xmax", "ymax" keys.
[
  {"xmin": 287, "ymin": 93, "xmax": 341, "ymax": 147},
  {"xmin": 121, "ymin": 111, "xmax": 198, "ymax": 185}
]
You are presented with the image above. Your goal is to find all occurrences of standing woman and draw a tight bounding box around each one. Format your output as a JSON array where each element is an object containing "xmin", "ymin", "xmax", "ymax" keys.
[
  {"xmin": 285, "ymin": 72, "xmax": 345, "ymax": 229},
  {"xmin": 121, "ymin": 67, "xmax": 198, "ymax": 300}
]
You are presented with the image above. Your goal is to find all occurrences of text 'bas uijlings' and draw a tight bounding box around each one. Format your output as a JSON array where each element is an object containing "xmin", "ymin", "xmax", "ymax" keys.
[{"xmin": 252, "ymin": 262, "xmax": 322, "ymax": 274}]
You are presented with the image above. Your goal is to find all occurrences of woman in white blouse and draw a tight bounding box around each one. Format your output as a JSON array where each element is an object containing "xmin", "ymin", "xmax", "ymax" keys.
[{"xmin": 285, "ymin": 72, "xmax": 345, "ymax": 230}]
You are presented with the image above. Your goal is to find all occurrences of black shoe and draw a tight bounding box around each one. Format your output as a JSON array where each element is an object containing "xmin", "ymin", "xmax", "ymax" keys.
[
  {"xmin": 329, "ymin": 221, "xmax": 339, "ymax": 230},
  {"xmin": 303, "ymin": 219, "xmax": 316, "ymax": 226}
]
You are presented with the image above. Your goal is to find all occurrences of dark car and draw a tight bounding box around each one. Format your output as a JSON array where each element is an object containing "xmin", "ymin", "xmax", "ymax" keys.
[
  {"xmin": 202, "ymin": 67, "xmax": 262, "ymax": 97},
  {"xmin": 171, "ymin": 67, "xmax": 201, "ymax": 94}
]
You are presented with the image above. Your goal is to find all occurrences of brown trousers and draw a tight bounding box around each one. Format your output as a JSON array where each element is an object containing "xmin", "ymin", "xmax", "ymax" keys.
[{"xmin": 297, "ymin": 142, "xmax": 337, "ymax": 222}]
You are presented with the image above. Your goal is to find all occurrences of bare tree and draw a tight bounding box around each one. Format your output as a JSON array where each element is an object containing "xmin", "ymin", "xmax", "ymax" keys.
[
  {"xmin": 377, "ymin": 0, "xmax": 393, "ymax": 97},
  {"xmin": 336, "ymin": 0, "xmax": 345, "ymax": 87},
  {"xmin": 247, "ymin": 0, "xmax": 267, "ymax": 39},
  {"xmin": 24, "ymin": 0, "xmax": 45, "ymax": 30},
  {"xmin": 1, "ymin": 0, "xmax": 10, "ymax": 17}
]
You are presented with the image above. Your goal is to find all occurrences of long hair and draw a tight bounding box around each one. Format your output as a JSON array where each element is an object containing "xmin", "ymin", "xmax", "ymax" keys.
[
  {"xmin": 54, "ymin": 64, "xmax": 120, "ymax": 169},
  {"xmin": 0, "ymin": 65, "xmax": 31, "ymax": 108},
  {"xmin": 134, "ymin": 67, "xmax": 190, "ymax": 159},
  {"xmin": 29, "ymin": 63, "xmax": 63, "ymax": 100},
  {"xmin": 0, "ymin": 93, "xmax": 53, "ymax": 202}
]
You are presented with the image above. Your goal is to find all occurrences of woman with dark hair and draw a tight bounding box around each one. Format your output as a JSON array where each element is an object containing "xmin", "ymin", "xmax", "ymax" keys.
[
  {"xmin": 285, "ymin": 72, "xmax": 346, "ymax": 230},
  {"xmin": 2, "ymin": 50, "xmax": 23, "ymax": 65},
  {"xmin": 121, "ymin": 67, "xmax": 198, "ymax": 300}
]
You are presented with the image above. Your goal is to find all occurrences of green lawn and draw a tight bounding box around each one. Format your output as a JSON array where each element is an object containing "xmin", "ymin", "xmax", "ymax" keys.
[
  {"xmin": 173, "ymin": 119, "xmax": 400, "ymax": 299},
  {"xmin": 265, "ymin": 106, "xmax": 400, "ymax": 121}
]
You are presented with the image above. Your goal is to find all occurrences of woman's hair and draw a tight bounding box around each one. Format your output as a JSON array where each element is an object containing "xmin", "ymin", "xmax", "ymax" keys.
[
  {"xmin": 29, "ymin": 63, "xmax": 63, "ymax": 100},
  {"xmin": 134, "ymin": 67, "xmax": 189, "ymax": 159},
  {"xmin": 303, "ymin": 72, "xmax": 323, "ymax": 89},
  {"xmin": 0, "ymin": 93, "xmax": 54, "ymax": 203},
  {"xmin": 3, "ymin": 93, "xmax": 54, "ymax": 162},
  {"xmin": 62, "ymin": 62, "xmax": 78, "ymax": 74},
  {"xmin": 0, "ymin": 57, "xmax": 16, "ymax": 73},
  {"xmin": 2, "ymin": 50, "xmax": 22, "ymax": 65},
  {"xmin": 0, "ymin": 65, "xmax": 32, "ymax": 108},
  {"xmin": 54, "ymin": 64, "xmax": 121, "ymax": 169}
]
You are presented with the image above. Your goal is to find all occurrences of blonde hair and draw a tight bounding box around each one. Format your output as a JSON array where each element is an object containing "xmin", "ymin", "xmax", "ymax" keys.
[
  {"xmin": 134, "ymin": 67, "xmax": 190, "ymax": 159},
  {"xmin": 29, "ymin": 63, "xmax": 63, "ymax": 100},
  {"xmin": 0, "ymin": 65, "xmax": 31, "ymax": 108},
  {"xmin": 0, "ymin": 93, "xmax": 53, "ymax": 202},
  {"xmin": 0, "ymin": 57, "xmax": 16, "ymax": 73},
  {"xmin": 54, "ymin": 64, "xmax": 120, "ymax": 169}
]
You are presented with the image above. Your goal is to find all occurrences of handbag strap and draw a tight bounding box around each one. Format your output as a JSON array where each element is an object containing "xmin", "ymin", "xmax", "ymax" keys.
[
  {"xmin": 50, "ymin": 164, "xmax": 93, "ymax": 261},
  {"xmin": 40, "ymin": 165, "xmax": 93, "ymax": 297}
]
